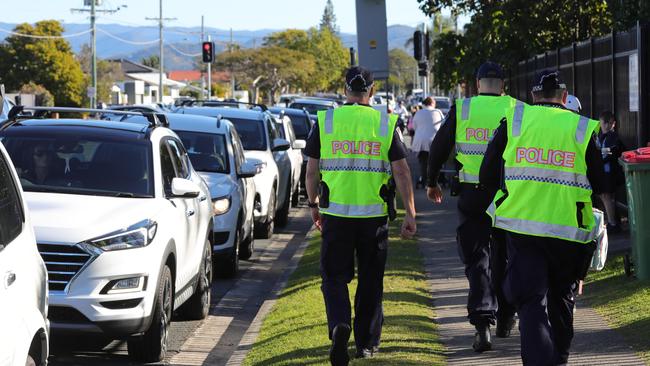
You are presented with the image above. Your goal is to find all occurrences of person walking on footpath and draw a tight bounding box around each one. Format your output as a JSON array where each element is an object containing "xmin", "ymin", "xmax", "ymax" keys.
[
  {"xmin": 426, "ymin": 61, "xmax": 518, "ymax": 352},
  {"xmin": 596, "ymin": 110, "xmax": 626, "ymax": 233},
  {"xmin": 304, "ymin": 66, "xmax": 417, "ymax": 366},
  {"xmin": 480, "ymin": 70, "xmax": 607, "ymax": 365},
  {"xmin": 411, "ymin": 96, "xmax": 444, "ymax": 189}
]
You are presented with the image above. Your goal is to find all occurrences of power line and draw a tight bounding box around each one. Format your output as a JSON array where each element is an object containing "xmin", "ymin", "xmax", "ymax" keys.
[
  {"xmin": 0, "ymin": 27, "xmax": 92, "ymax": 39},
  {"xmin": 97, "ymin": 27, "xmax": 159, "ymax": 45},
  {"xmin": 167, "ymin": 43, "xmax": 200, "ymax": 57}
]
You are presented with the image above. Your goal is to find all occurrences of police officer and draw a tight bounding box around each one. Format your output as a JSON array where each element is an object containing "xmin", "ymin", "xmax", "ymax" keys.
[
  {"xmin": 427, "ymin": 61, "xmax": 517, "ymax": 351},
  {"xmin": 304, "ymin": 66, "xmax": 417, "ymax": 366},
  {"xmin": 480, "ymin": 70, "xmax": 606, "ymax": 365}
]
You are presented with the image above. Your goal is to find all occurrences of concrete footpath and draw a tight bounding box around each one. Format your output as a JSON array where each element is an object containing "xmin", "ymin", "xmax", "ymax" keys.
[{"xmin": 414, "ymin": 187, "xmax": 645, "ymax": 365}]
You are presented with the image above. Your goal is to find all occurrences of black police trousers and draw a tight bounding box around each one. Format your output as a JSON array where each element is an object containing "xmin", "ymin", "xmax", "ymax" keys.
[
  {"xmin": 456, "ymin": 185, "xmax": 499, "ymax": 326},
  {"xmin": 503, "ymin": 232, "xmax": 591, "ymax": 365},
  {"xmin": 320, "ymin": 214, "xmax": 388, "ymax": 352},
  {"xmin": 492, "ymin": 228, "xmax": 517, "ymax": 325}
]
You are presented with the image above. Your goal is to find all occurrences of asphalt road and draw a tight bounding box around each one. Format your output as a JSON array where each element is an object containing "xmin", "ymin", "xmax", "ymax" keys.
[{"xmin": 48, "ymin": 204, "xmax": 312, "ymax": 366}]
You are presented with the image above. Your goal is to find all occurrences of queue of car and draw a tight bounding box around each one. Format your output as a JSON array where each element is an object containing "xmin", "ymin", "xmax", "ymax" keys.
[{"xmin": 0, "ymin": 99, "xmax": 319, "ymax": 365}]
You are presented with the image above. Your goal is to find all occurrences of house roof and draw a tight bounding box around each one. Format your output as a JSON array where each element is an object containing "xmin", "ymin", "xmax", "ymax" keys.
[
  {"xmin": 125, "ymin": 72, "xmax": 187, "ymax": 88},
  {"xmin": 109, "ymin": 58, "xmax": 158, "ymax": 74}
]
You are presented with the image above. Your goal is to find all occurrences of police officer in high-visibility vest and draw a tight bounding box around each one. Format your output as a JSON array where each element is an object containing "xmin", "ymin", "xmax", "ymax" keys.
[
  {"xmin": 427, "ymin": 61, "xmax": 517, "ymax": 351},
  {"xmin": 304, "ymin": 66, "xmax": 417, "ymax": 366},
  {"xmin": 480, "ymin": 70, "xmax": 606, "ymax": 365}
]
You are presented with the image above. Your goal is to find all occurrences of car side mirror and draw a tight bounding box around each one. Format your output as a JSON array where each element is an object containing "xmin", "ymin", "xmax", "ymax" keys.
[
  {"xmin": 171, "ymin": 177, "xmax": 200, "ymax": 198},
  {"xmin": 272, "ymin": 138, "xmax": 290, "ymax": 152},
  {"xmin": 292, "ymin": 139, "xmax": 306, "ymax": 150},
  {"xmin": 238, "ymin": 160, "xmax": 258, "ymax": 178}
]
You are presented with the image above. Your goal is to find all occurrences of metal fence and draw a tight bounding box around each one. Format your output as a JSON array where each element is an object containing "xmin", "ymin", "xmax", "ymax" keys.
[{"xmin": 507, "ymin": 22, "xmax": 649, "ymax": 149}]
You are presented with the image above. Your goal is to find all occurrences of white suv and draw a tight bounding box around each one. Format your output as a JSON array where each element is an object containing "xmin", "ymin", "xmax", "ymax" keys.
[
  {"xmin": 0, "ymin": 141, "xmax": 49, "ymax": 366},
  {"xmin": 0, "ymin": 107, "xmax": 213, "ymax": 363}
]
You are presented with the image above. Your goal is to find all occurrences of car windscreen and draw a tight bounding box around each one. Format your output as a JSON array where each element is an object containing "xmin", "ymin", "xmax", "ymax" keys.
[
  {"xmin": 289, "ymin": 102, "xmax": 331, "ymax": 115},
  {"xmin": 288, "ymin": 114, "xmax": 311, "ymax": 140},
  {"xmin": 226, "ymin": 118, "xmax": 267, "ymax": 151},
  {"xmin": 0, "ymin": 130, "xmax": 153, "ymax": 198},
  {"xmin": 175, "ymin": 131, "xmax": 229, "ymax": 174},
  {"xmin": 435, "ymin": 99, "xmax": 450, "ymax": 109}
]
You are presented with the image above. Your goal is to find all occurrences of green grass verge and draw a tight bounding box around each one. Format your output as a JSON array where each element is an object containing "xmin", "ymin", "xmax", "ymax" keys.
[
  {"xmin": 584, "ymin": 255, "xmax": 650, "ymax": 363},
  {"xmin": 243, "ymin": 214, "xmax": 445, "ymax": 365}
]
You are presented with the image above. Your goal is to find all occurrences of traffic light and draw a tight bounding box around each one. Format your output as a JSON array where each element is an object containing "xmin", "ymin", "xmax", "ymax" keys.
[
  {"xmin": 424, "ymin": 32, "xmax": 430, "ymax": 61},
  {"xmin": 418, "ymin": 61, "xmax": 429, "ymax": 76},
  {"xmin": 413, "ymin": 30, "xmax": 423, "ymax": 61},
  {"xmin": 202, "ymin": 41, "xmax": 214, "ymax": 63}
]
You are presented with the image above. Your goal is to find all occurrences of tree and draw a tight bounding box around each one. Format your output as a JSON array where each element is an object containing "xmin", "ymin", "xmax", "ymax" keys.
[
  {"xmin": 19, "ymin": 82, "xmax": 54, "ymax": 106},
  {"xmin": 141, "ymin": 55, "xmax": 160, "ymax": 69},
  {"xmin": 388, "ymin": 49, "xmax": 418, "ymax": 95},
  {"xmin": 320, "ymin": 0, "xmax": 339, "ymax": 34},
  {"xmin": 607, "ymin": 0, "xmax": 650, "ymax": 30},
  {"xmin": 0, "ymin": 20, "xmax": 85, "ymax": 106},
  {"xmin": 77, "ymin": 44, "xmax": 123, "ymax": 104}
]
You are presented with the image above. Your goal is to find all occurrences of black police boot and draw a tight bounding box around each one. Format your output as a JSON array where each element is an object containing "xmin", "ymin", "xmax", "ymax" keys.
[
  {"xmin": 355, "ymin": 346, "xmax": 379, "ymax": 359},
  {"xmin": 496, "ymin": 317, "xmax": 516, "ymax": 338},
  {"xmin": 330, "ymin": 323, "xmax": 351, "ymax": 366},
  {"xmin": 472, "ymin": 324, "xmax": 492, "ymax": 352}
]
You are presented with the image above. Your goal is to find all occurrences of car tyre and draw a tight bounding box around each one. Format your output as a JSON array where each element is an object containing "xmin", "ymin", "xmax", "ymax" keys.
[
  {"xmin": 217, "ymin": 229, "xmax": 239, "ymax": 277},
  {"xmin": 255, "ymin": 186, "xmax": 275, "ymax": 239},
  {"xmin": 182, "ymin": 241, "xmax": 213, "ymax": 318},
  {"xmin": 239, "ymin": 220, "xmax": 255, "ymax": 260},
  {"xmin": 127, "ymin": 265, "xmax": 173, "ymax": 363},
  {"xmin": 291, "ymin": 179, "xmax": 300, "ymax": 207},
  {"xmin": 276, "ymin": 181, "xmax": 291, "ymax": 227}
]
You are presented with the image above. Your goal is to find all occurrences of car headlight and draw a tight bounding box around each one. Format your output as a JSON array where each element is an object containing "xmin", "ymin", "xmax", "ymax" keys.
[
  {"xmin": 255, "ymin": 162, "xmax": 267, "ymax": 174},
  {"xmin": 86, "ymin": 220, "xmax": 158, "ymax": 251},
  {"xmin": 213, "ymin": 196, "xmax": 231, "ymax": 215}
]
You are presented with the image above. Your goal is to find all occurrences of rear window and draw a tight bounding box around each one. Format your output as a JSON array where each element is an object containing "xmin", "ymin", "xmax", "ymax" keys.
[
  {"xmin": 0, "ymin": 130, "xmax": 154, "ymax": 198},
  {"xmin": 289, "ymin": 102, "xmax": 332, "ymax": 115},
  {"xmin": 227, "ymin": 118, "xmax": 267, "ymax": 151},
  {"xmin": 435, "ymin": 99, "xmax": 450, "ymax": 109},
  {"xmin": 289, "ymin": 114, "xmax": 312, "ymax": 140},
  {"xmin": 175, "ymin": 131, "xmax": 230, "ymax": 174}
]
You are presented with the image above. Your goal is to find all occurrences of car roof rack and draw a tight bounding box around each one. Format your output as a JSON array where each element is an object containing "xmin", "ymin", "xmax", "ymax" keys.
[
  {"xmin": 1, "ymin": 106, "xmax": 169, "ymax": 131},
  {"xmin": 179, "ymin": 99, "xmax": 268, "ymax": 111}
]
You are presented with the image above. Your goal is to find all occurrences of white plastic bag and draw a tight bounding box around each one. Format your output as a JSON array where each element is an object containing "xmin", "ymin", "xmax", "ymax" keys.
[{"xmin": 590, "ymin": 208, "xmax": 608, "ymax": 271}]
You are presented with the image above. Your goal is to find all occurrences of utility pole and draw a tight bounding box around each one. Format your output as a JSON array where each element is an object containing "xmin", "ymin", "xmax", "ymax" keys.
[
  {"xmin": 71, "ymin": 1, "xmax": 122, "ymax": 108},
  {"xmin": 146, "ymin": 0, "xmax": 176, "ymax": 103},
  {"xmin": 230, "ymin": 28, "xmax": 235, "ymax": 98}
]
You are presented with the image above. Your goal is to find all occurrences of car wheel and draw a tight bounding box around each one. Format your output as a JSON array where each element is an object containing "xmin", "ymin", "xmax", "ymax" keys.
[
  {"xmin": 239, "ymin": 219, "xmax": 255, "ymax": 260},
  {"xmin": 128, "ymin": 265, "xmax": 173, "ymax": 362},
  {"xmin": 275, "ymin": 182, "xmax": 291, "ymax": 227},
  {"xmin": 182, "ymin": 241, "xmax": 213, "ymax": 317},
  {"xmin": 255, "ymin": 186, "xmax": 275, "ymax": 239},
  {"xmin": 217, "ymin": 229, "xmax": 239, "ymax": 277}
]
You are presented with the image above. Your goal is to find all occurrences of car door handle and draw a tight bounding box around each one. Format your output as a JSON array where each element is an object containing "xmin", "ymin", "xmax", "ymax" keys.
[
  {"xmin": 186, "ymin": 209, "xmax": 195, "ymax": 217},
  {"xmin": 4, "ymin": 272, "xmax": 16, "ymax": 288},
  {"xmin": 199, "ymin": 196, "xmax": 207, "ymax": 202}
]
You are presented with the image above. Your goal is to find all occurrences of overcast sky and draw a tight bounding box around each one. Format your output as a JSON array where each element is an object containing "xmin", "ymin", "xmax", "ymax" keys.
[{"xmin": 0, "ymin": 0, "xmax": 465, "ymax": 33}]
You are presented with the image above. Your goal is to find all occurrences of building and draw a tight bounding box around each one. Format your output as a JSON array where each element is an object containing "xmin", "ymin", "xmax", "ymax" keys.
[{"xmin": 109, "ymin": 59, "xmax": 189, "ymax": 105}]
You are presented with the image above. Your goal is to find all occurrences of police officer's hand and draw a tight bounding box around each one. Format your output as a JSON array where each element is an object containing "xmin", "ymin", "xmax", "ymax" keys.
[
  {"xmin": 310, "ymin": 207, "xmax": 322, "ymax": 231},
  {"xmin": 401, "ymin": 215, "xmax": 416, "ymax": 239},
  {"xmin": 427, "ymin": 185, "xmax": 443, "ymax": 204}
]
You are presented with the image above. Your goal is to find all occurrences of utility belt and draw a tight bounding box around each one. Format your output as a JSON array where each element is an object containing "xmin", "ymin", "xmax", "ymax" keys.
[
  {"xmin": 449, "ymin": 174, "xmax": 484, "ymax": 197},
  {"xmin": 318, "ymin": 179, "xmax": 396, "ymax": 221}
]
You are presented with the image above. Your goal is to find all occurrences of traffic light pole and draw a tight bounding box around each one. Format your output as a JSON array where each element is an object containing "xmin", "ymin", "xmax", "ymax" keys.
[
  {"xmin": 90, "ymin": 0, "xmax": 96, "ymax": 108},
  {"xmin": 158, "ymin": 0, "xmax": 163, "ymax": 103},
  {"xmin": 207, "ymin": 35, "xmax": 212, "ymax": 99}
]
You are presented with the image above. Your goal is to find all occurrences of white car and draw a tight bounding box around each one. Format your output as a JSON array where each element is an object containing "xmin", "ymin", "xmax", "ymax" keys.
[
  {"xmin": 0, "ymin": 142, "xmax": 49, "ymax": 366},
  {"xmin": 176, "ymin": 107, "xmax": 291, "ymax": 239},
  {"xmin": 0, "ymin": 108, "xmax": 213, "ymax": 363},
  {"xmin": 271, "ymin": 112, "xmax": 305, "ymax": 208},
  {"xmin": 167, "ymin": 113, "xmax": 258, "ymax": 277}
]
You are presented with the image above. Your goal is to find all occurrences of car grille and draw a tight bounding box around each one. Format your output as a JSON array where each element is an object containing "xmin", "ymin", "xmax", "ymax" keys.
[{"xmin": 37, "ymin": 243, "xmax": 93, "ymax": 292}]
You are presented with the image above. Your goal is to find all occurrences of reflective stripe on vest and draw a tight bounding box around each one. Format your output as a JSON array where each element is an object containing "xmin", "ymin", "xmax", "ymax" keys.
[
  {"xmin": 456, "ymin": 142, "xmax": 488, "ymax": 156},
  {"xmin": 512, "ymin": 101, "xmax": 525, "ymax": 137},
  {"xmin": 576, "ymin": 116, "xmax": 590, "ymax": 144},
  {"xmin": 461, "ymin": 98, "xmax": 471, "ymax": 120},
  {"xmin": 458, "ymin": 171, "xmax": 480, "ymax": 182},
  {"xmin": 487, "ymin": 203, "xmax": 599, "ymax": 243},
  {"xmin": 321, "ymin": 202, "xmax": 385, "ymax": 217},
  {"xmin": 379, "ymin": 110, "xmax": 389, "ymax": 136},
  {"xmin": 324, "ymin": 109, "xmax": 334, "ymax": 134},
  {"xmin": 320, "ymin": 158, "xmax": 392, "ymax": 174},
  {"xmin": 504, "ymin": 167, "xmax": 591, "ymax": 190}
]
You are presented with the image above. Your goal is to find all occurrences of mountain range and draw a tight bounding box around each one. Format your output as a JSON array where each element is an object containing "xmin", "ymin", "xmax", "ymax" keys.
[{"xmin": 0, "ymin": 22, "xmax": 415, "ymax": 71}]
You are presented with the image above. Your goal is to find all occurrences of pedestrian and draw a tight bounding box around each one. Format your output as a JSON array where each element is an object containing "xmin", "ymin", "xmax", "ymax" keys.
[
  {"xmin": 407, "ymin": 105, "xmax": 418, "ymax": 137},
  {"xmin": 427, "ymin": 61, "xmax": 518, "ymax": 351},
  {"xmin": 411, "ymin": 97, "xmax": 444, "ymax": 188},
  {"xmin": 596, "ymin": 110, "xmax": 625, "ymax": 233},
  {"xmin": 304, "ymin": 66, "xmax": 417, "ymax": 366},
  {"xmin": 480, "ymin": 69, "xmax": 606, "ymax": 365}
]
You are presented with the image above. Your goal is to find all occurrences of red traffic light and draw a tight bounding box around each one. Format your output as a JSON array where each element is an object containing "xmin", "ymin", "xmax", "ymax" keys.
[{"xmin": 202, "ymin": 41, "xmax": 214, "ymax": 63}]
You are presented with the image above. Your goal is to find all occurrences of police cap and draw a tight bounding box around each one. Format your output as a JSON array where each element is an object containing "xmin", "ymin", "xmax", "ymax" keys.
[
  {"xmin": 476, "ymin": 61, "xmax": 504, "ymax": 80},
  {"xmin": 532, "ymin": 70, "xmax": 567, "ymax": 93},
  {"xmin": 345, "ymin": 66, "xmax": 374, "ymax": 93}
]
